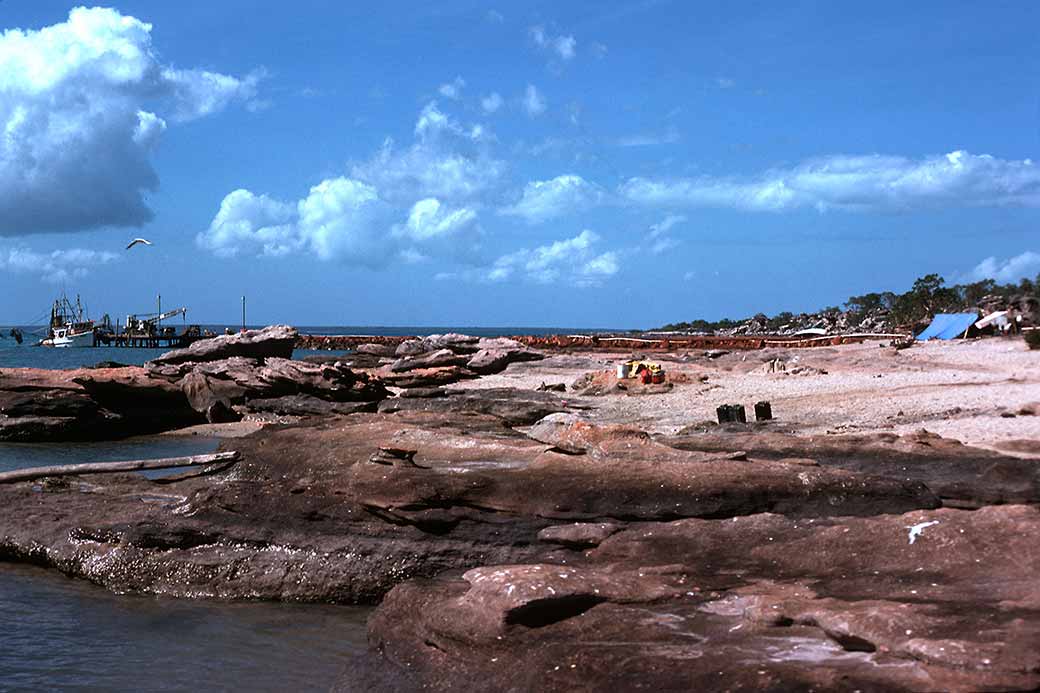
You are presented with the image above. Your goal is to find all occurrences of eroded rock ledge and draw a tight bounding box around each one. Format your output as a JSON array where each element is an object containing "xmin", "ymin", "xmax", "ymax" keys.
[
  {"xmin": 0, "ymin": 408, "xmax": 939, "ymax": 600},
  {"xmin": 370, "ymin": 505, "xmax": 1040, "ymax": 692}
]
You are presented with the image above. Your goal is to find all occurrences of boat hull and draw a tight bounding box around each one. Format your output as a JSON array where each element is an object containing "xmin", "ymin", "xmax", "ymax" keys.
[{"xmin": 45, "ymin": 330, "xmax": 95, "ymax": 348}]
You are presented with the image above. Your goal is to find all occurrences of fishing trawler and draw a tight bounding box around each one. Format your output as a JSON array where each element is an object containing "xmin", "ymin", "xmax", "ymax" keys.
[{"xmin": 38, "ymin": 294, "xmax": 103, "ymax": 348}]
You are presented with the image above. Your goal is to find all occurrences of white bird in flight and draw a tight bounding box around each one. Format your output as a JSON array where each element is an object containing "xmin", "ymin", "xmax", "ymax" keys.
[{"xmin": 126, "ymin": 238, "xmax": 153, "ymax": 249}]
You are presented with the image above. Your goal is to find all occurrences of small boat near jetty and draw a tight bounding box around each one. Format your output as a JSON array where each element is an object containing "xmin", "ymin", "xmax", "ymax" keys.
[{"xmin": 38, "ymin": 294, "xmax": 102, "ymax": 348}]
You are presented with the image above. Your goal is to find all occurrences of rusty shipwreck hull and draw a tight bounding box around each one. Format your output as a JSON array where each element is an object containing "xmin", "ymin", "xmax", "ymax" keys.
[{"xmin": 295, "ymin": 332, "xmax": 909, "ymax": 352}]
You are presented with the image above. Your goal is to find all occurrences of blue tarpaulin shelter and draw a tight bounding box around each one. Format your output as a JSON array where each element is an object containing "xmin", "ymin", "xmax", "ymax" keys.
[{"xmin": 915, "ymin": 313, "xmax": 978, "ymax": 340}]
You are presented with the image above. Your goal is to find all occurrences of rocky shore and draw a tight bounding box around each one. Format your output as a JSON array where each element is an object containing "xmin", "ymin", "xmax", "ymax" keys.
[{"xmin": 1, "ymin": 328, "xmax": 1038, "ymax": 691}]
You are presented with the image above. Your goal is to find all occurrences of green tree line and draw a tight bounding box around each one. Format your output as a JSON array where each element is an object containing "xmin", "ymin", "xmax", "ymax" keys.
[{"xmin": 658, "ymin": 273, "xmax": 1040, "ymax": 332}]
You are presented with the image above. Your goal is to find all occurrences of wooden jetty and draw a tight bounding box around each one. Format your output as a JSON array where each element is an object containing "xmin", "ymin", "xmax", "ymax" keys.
[
  {"xmin": 93, "ymin": 324, "xmax": 211, "ymax": 349},
  {"xmin": 91, "ymin": 306, "xmax": 215, "ymax": 349}
]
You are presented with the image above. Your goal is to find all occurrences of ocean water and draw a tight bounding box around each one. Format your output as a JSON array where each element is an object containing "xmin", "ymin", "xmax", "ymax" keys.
[
  {"xmin": 0, "ymin": 564, "xmax": 371, "ymax": 692},
  {"xmin": 0, "ymin": 436, "xmax": 221, "ymax": 475}
]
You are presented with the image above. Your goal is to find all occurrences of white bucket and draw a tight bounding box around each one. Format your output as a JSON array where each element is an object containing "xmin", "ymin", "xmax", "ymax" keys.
[{"xmin": 617, "ymin": 363, "xmax": 631, "ymax": 379}]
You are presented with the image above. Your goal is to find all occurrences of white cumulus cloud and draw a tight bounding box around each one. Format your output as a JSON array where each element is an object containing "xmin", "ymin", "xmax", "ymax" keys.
[
  {"xmin": 0, "ymin": 7, "xmax": 260, "ymax": 236},
  {"xmin": 198, "ymin": 178, "xmax": 392, "ymax": 266},
  {"xmin": 499, "ymin": 174, "xmax": 604, "ymax": 223},
  {"xmin": 969, "ymin": 251, "xmax": 1040, "ymax": 283},
  {"xmin": 196, "ymin": 189, "xmax": 298, "ymax": 258},
  {"xmin": 352, "ymin": 137, "xmax": 504, "ymax": 204},
  {"xmin": 488, "ymin": 230, "xmax": 619, "ymax": 286},
  {"xmin": 437, "ymin": 76, "xmax": 466, "ymax": 100},
  {"xmin": 481, "ymin": 92, "xmax": 504, "ymax": 114},
  {"xmin": 199, "ymin": 102, "xmax": 499, "ymax": 268},
  {"xmin": 647, "ymin": 214, "xmax": 687, "ymax": 239},
  {"xmin": 620, "ymin": 151, "xmax": 1040, "ymax": 213},
  {"xmin": 296, "ymin": 178, "xmax": 391, "ymax": 264},
  {"xmin": 530, "ymin": 25, "xmax": 577, "ymax": 61},
  {"xmin": 522, "ymin": 84, "xmax": 547, "ymax": 117},
  {"xmin": 645, "ymin": 214, "xmax": 686, "ymax": 254},
  {"xmin": 352, "ymin": 103, "xmax": 503, "ymax": 204},
  {"xmin": 397, "ymin": 198, "xmax": 478, "ymax": 241},
  {"xmin": 0, "ymin": 247, "xmax": 119, "ymax": 283}
]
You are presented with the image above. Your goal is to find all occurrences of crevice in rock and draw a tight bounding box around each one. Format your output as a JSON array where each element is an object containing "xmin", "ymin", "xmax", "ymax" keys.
[
  {"xmin": 824, "ymin": 630, "xmax": 877, "ymax": 653},
  {"xmin": 504, "ymin": 594, "xmax": 607, "ymax": 628},
  {"xmin": 795, "ymin": 615, "xmax": 878, "ymax": 654},
  {"xmin": 152, "ymin": 461, "xmax": 237, "ymax": 484},
  {"xmin": 362, "ymin": 506, "xmax": 462, "ymax": 535},
  {"xmin": 547, "ymin": 446, "xmax": 587, "ymax": 456}
]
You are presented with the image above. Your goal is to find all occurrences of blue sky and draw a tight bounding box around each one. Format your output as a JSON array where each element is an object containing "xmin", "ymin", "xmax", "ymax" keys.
[{"xmin": 0, "ymin": 1, "xmax": 1037, "ymax": 328}]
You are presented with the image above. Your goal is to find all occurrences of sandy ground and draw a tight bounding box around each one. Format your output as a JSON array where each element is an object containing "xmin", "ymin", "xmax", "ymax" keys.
[
  {"xmin": 162, "ymin": 420, "xmax": 269, "ymax": 438},
  {"xmin": 471, "ymin": 338, "xmax": 1040, "ymax": 456}
]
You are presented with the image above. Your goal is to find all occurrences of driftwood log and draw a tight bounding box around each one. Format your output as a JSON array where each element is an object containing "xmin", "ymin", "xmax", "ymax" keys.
[{"xmin": 0, "ymin": 451, "xmax": 239, "ymax": 484}]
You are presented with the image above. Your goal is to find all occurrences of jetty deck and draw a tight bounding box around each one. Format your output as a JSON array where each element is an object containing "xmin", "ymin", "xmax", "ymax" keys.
[{"xmin": 94, "ymin": 330, "xmax": 208, "ymax": 349}]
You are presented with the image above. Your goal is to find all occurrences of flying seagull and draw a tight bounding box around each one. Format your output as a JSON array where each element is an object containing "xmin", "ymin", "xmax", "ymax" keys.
[{"xmin": 126, "ymin": 238, "xmax": 153, "ymax": 250}]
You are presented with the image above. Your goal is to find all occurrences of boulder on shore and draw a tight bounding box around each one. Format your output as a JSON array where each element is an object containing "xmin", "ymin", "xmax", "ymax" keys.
[
  {"xmin": 467, "ymin": 340, "xmax": 543, "ymax": 375},
  {"xmin": 0, "ymin": 366, "xmax": 204, "ymax": 441},
  {"xmin": 384, "ymin": 334, "xmax": 544, "ymax": 385},
  {"xmin": 148, "ymin": 325, "xmax": 298, "ymax": 366},
  {"xmin": 173, "ymin": 357, "xmax": 389, "ymax": 417},
  {"xmin": 0, "ymin": 326, "xmax": 391, "ymax": 440},
  {"xmin": 390, "ymin": 348, "xmax": 468, "ymax": 373}
]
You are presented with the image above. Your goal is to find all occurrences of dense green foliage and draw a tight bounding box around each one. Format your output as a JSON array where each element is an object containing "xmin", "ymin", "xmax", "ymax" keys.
[{"xmin": 659, "ymin": 273, "xmax": 1040, "ymax": 332}]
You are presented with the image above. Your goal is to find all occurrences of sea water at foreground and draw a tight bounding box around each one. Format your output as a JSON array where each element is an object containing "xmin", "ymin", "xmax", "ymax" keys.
[
  {"xmin": 0, "ymin": 563, "xmax": 370, "ymax": 692},
  {"xmin": 0, "ymin": 418, "xmax": 372, "ymax": 691}
]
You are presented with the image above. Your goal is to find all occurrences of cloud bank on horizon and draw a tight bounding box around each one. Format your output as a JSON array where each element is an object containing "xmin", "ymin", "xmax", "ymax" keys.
[
  {"xmin": 619, "ymin": 151, "xmax": 1040, "ymax": 213},
  {"xmin": 0, "ymin": 3, "xmax": 1037, "ymax": 321}
]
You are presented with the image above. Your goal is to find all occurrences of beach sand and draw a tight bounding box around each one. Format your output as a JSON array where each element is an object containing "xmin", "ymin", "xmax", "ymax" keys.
[{"xmin": 469, "ymin": 337, "xmax": 1040, "ymax": 455}]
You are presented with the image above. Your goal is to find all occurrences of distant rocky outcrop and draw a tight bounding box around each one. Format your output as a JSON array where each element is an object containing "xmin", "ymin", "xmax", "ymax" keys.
[
  {"xmin": 146, "ymin": 328, "xmax": 389, "ymax": 422},
  {"xmin": 0, "ymin": 326, "xmax": 390, "ymax": 438},
  {"xmin": 378, "ymin": 334, "xmax": 543, "ymax": 388}
]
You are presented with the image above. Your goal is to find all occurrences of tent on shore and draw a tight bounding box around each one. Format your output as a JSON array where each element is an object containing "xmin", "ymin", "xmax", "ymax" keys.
[{"xmin": 915, "ymin": 313, "xmax": 979, "ymax": 341}]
